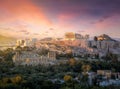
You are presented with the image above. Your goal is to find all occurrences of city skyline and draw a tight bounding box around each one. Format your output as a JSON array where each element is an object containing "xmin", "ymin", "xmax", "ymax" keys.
[{"xmin": 0, "ymin": 0, "xmax": 120, "ymax": 39}]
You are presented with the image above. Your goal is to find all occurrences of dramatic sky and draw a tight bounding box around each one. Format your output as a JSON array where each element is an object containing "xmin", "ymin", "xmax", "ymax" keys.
[{"xmin": 0, "ymin": 0, "xmax": 120, "ymax": 39}]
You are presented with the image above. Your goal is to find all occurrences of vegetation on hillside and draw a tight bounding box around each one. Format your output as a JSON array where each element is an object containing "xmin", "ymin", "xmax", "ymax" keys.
[{"xmin": 0, "ymin": 48, "xmax": 120, "ymax": 89}]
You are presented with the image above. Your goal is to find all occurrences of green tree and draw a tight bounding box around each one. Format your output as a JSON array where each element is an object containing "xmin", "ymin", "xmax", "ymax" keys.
[
  {"xmin": 3, "ymin": 48, "xmax": 14, "ymax": 61},
  {"xmin": 94, "ymin": 36, "xmax": 98, "ymax": 41},
  {"xmin": 82, "ymin": 64, "xmax": 91, "ymax": 73},
  {"xmin": 68, "ymin": 58, "xmax": 76, "ymax": 66}
]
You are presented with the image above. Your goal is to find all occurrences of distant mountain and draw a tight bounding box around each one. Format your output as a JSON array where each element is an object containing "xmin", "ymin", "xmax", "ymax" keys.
[
  {"xmin": 40, "ymin": 37, "xmax": 53, "ymax": 41},
  {"xmin": 114, "ymin": 38, "xmax": 120, "ymax": 41},
  {"xmin": 0, "ymin": 35, "xmax": 16, "ymax": 44},
  {"xmin": 40, "ymin": 37, "xmax": 63, "ymax": 41},
  {"xmin": 97, "ymin": 34, "xmax": 116, "ymax": 41}
]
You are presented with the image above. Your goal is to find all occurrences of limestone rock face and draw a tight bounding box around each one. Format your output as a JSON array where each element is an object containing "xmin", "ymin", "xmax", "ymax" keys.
[{"xmin": 97, "ymin": 34, "xmax": 116, "ymax": 41}]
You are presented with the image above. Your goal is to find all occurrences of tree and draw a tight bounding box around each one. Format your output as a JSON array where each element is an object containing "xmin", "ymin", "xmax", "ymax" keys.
[
  {"xmin": 22, "ymin": 46, "xmax": 30, "ymax": 51},
  {"xmin": 3, "ymin": 48, "xmax": 14, "ymax": 61},
  {"xmin": 15, "ymin": 46, "xmax": 22, "ymax": 54},
  {"xmin": 64, "ymin": 75, "xmax": 72, "ymax": 82},
  {"xmin": 15, "ymin": 75, "xmax": 22, "ymax": 84},
  {"xmin": 68, "ymin": 58, "xmax": 76, "ymax": 66},
  {"xmin": 37, "ymin": 48, "xmax": 49, "ymax": 55},
  {"xmin": 104, "ymin": 52, "xmax": 118, "ymax": 62},
  {"xmin": 111, "ymin": 54, "xmax": 118, "ymax": 62},
  {"xmin": 60, "ymin": 86, "xmax": 72, "ymax": 89},
  {"xmin": 82, "ymin": 64, "xmax": 91, "ymax": 74},
  {"xmin": 2, "ymin": 77, "xmax": 11, "ymax": 84},
  {"xmin": 10, "ymin": 75, "xmax": 22, "ymax": 84},
  {"xmin": 94, "ymin": 36, "xmax": 98, "ymax": 41},
  {"xmin": 80, "ymin": 74, "xmax": 89, "ymax": 87},
  {"xmin": 41, "ymin": 80, "xmax": 54, "ymax": 89}
]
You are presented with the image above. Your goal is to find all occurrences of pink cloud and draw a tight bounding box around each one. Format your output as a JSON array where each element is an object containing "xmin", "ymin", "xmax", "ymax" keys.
[
  {"xmin": 85, "ymin": 14, "xmax": 120, "ymax": 38},
  {"xmin": 0, "ymin": 0, "xmax": 53, "ymax": 26},
  {"xmin": 94, "ymin": 14, "xmax": 120, "ymax": 29}
]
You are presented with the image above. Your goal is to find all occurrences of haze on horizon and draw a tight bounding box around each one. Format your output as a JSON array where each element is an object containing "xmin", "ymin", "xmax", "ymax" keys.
[{"xmin": 0, "ymin": 0, "xmax": 120, "ymax": 39}]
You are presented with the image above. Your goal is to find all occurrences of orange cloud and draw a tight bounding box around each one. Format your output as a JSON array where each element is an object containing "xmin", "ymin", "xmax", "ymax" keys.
[{"xmin": 0, "ymin": 0, "xmax": 52, "ymax": 26}]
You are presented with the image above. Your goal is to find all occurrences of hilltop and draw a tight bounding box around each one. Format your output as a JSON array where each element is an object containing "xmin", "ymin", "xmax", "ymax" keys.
[
  {"xmin": 97, "ymin": 34, "xmax": 116, "ymax": 41},
  {"xmin": 0, "ymin": 35, "xmax": 16, "ymax": 44}
]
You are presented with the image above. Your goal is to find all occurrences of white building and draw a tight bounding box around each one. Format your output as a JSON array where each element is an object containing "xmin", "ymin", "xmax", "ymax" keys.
[
  {"xmin": 16, "ymin": 38, "xmax": 37, "ymax": 48},
  {"xmin": 64, "ymin": 32, "xmax": 89, "ymax": 47}
]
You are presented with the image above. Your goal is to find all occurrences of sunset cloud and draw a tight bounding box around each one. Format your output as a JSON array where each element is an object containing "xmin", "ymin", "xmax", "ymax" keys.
[
  {"xmin": 0, "ymin": 0, "xmax": 53, "ymax": 27},
  {"xmin": 33, "ymin": 33, "xmax": 39, "ymax": 35},
  {"xmin": 0, "ymin": 0, "xmax": 120, "ymax": 38}
]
